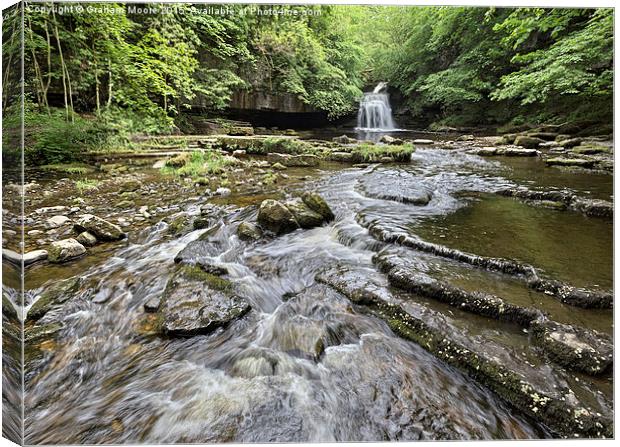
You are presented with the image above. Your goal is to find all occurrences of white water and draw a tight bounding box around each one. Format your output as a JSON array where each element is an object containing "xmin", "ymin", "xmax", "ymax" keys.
[{"xmin": 356, "ymin": 82, "xmax": 397, "ymax": 131}]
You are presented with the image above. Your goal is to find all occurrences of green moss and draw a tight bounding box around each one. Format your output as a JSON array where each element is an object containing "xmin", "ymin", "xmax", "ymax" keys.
[
  {"xmin": 40, "ymin": 163, "xmax": 96, "ymax": 174},
  {"xmin": 350, "ymin": 143, "xmax": 415, "ymax": 163},
  {"xmin": 74, "ymin": 179, "xmax": 101, "ymax": 192},
  {"xmin": 180, "ymin": 265, "xmax": 233, "ymax": 291},
  {"xmin": 161, "ymin": 150, "xmax": 237, "ymax": 178},
  {"xmin": 166, "ymin": 215, "xmax": 190, "ymax": 235}
]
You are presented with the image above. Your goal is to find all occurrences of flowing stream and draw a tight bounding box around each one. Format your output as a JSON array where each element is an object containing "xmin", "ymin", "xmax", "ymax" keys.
[{"xmin": 17, "ymin": 143, "xmax": 613, "ymax": 443}]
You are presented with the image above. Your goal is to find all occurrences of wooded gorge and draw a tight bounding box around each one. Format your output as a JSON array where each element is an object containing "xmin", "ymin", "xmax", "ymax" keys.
[
  {"xmin": 2, "ymin": 3, "xmax": 614, "ymax": 443},
  {"xmin": 2, "ymin": 3, "xmax": 613, "ymax": 163}
]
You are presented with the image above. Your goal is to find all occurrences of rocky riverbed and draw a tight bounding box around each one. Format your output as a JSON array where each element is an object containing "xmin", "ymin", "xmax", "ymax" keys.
[{"xmin": 2, "ymin": 125, "xmax": 614, "ymax": 442}]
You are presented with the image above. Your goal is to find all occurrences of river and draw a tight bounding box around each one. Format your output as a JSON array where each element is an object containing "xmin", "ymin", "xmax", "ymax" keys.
[{"xmin": 3, "ymin": 130, "xmax": 613, "ymax": 442}]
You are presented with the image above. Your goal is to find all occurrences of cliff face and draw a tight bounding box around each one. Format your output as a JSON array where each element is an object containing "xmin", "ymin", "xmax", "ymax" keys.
[{"xmin": 229, "ymin": 90, "xmax": 318, "ymax": 114}]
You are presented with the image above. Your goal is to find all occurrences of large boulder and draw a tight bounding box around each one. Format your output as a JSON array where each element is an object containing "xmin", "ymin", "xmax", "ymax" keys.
[
  {"xmin": 285, "ymin": 199, "xmax": 325, "ymax": 229},
  {"xmin": 74, "ymin": 214, "xmax": 125, "ymax": 241},
  {"xmin": 514, "ymin": 135, "xmax": 545, "ymax": 149},
  {"xmin": 545, "ymin": 158, "xmax": 595, "ymax": 169},
  {"xmin": 48, "ymin": 239, "xmax": 86, "ymax": 263},
  {"xmin": 257, "ymin": 200, "xmax": 300, "ymax": 235},
  {"xmin": 301, "ymin": 192, "xmax": 335, "ymax": 221},
  {"xmin": 157, "ymin": 267, "xmax": 250, "ymax": 336}
]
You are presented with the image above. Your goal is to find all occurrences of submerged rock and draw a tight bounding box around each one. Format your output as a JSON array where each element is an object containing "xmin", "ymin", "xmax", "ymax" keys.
[
  {"xmin": 74, "ymin": 214, "xmax": 126, "ymax": 241},
  {"xmin": 174, "ymin": 239, "xmax": 224, "ymax": 264},
  {"xmin": 531, "ymin": 320, "xmax": 613, "ymax": 375},
  {"xmin": 48, "ymin": 239, "xmax": 86, "ymax": 263},
  {"xmin": 374, "ymin": 252, "xmax": 542, "ymax": 326},
  {"xmin": 157, "ymin": 266, "xmax": 250, "ymax": 336},
  {"xmin": 28, "ymin": 277, "xmax": 82, "ymax": 322},
  {"xmin": 257, "ymin": 200, "xmax": 300, "ymax": 235},
  {"xmin": 497, "ymin": 187, "xmax": 613, "ymax": 220}
]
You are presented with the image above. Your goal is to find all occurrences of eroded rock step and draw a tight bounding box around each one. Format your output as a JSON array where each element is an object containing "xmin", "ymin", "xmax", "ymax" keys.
[
  {"xmin": 373, "ymin": 250, "xmax": 612, "ymax": 376},
  {"xmin": 357, "ymin": 213, "xmax": 612, "ymax": 309},
  {"xmin": 497, "ymin": 187, "xmax": 613, "ymax": 219},
  {"xmin": 315, "ymin": 264, "xmax": 612, "ymax": 438}
]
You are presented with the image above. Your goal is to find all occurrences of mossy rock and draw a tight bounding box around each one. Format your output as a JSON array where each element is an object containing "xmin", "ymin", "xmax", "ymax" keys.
[
  {"xmin": 166, "ymin": 214, "xmax": 191, "ymax": 235},
  {"xmin": 546, "ymin": 158, "xmax": 595, "ymax": 168},
  {"xmin": 572, "ymin": 145, "xmax": 610, "ymax": 155},
  {"xmin": 301, "ymin": 192, "xmax": 335, "ymax": 221},
  {"xmin": 28, "ymin": 277, "xmax": 82, "ymax": 322},
  {"xmin": 237, "ymin": 222, "xmax": 263, "ymax": 241},
  {"xmin": 156, "ymin": 266, "xmax": 249, "ymax": 336}
]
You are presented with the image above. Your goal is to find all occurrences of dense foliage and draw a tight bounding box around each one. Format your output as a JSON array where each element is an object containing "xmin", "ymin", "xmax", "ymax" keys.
[
  {"xmin": 365, "ymin": 7, "xmax": 613, "ymax": 126},
  {"xmin": 21, "ymin": 3, "xmax": 365, "ymax": 125},
  {"xmin": 4, "ymin": 3, "xmax": 613, "ymax": 164}
]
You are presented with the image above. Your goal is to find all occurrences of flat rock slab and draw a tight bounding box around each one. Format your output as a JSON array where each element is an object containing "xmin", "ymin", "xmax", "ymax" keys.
[
  {"xmin": 546, "ymin": 158, "xmax": 595, "ymax": 168},
  {"xmin": 358, "ymin": 171, "xmax": 433, "ymax": 205},
  {"xmin": 316, "ymin": 264, "xmax": 612, "ymax": 438},
  {"xmin": 3, "ymin": 249, "xmax": 48, "ymax": 266},
  {"xmin": 531, "ymin": 320, "xmax": 613, "ymax": 375},
  {"xmin": 158, "ymin": 267, "xmax": 250, "ymax": 336}
]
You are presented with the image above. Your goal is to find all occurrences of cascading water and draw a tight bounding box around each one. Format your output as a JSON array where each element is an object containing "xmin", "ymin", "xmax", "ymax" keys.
[{"xmin": 356, "ymin": 82, "xmax": 397, "ymax": 131}]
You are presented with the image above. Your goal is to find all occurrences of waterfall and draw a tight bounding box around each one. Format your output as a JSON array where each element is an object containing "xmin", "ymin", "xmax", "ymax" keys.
[{"xmin": 356, "ymin": 82, "xmax": 396, "ymax": 131}]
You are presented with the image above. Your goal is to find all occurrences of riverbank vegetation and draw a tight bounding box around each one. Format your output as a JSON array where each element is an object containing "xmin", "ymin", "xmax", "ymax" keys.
[{"xmin": 2, "ymin": 3, "xmax": 613, "ymax": 164}]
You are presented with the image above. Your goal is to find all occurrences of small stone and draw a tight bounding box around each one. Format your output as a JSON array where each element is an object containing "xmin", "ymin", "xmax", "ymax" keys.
[
  {"xmin": 215, "ymin": 187, "xmax": 231, "ymax": 196},
  {"xmin": 144, "ymin": 297, "xmax": 161, "ymax": 313},
  {"xmin": 76, "ymin": 231, "xmax": 97, "ymax": 247},
  {"xmin": 46, "ymin": 215, "xmax": 71, "ymax": 229},
  {"xmin": 380, "ymin": 135, "xmax": 404, "ymax": 145},
  {"xmin": 412, "ymin": 139, "xmax": 434, "ymax": 145},
  {"xmin": 48, "ymin": 239, "xmax": 86, "ymax": 263},
  {"xmin": 237, "ymin": 222, "xmax": 263, "ymax": 241}
]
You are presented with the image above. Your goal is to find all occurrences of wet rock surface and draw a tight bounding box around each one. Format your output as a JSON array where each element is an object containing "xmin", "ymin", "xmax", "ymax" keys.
[
  {"xmin": 47, "ymin": 239, "xmax": 86, "ymax": 263},
  {"xmin": 74, "ymin": 214, "xmax": 126, "ymax": 241},
  {"xmin": 316, "ymin": 264, "xmax": 612, "ymax": 438},
  {"xmin": 497, "ymin": 187, "xmax": 613, "ymax": 219},
  {"xmin": 531, "ymin": 320, "xmax": 613, "ymax": 375},
  {"xmin": 157, "ymin": 266, "xmax": 251, "ymax": 336}
]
